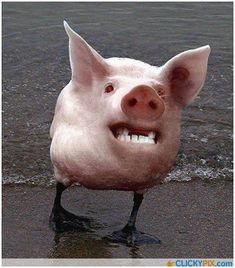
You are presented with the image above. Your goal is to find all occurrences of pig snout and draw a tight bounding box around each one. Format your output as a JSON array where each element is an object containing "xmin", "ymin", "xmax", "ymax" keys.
[{"xmin": 121, "ymin": 85, "xmax": 165, "ymax": 120}]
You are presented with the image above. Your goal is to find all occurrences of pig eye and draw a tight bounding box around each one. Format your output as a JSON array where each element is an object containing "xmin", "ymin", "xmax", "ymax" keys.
[{"xmin": 105, "ymin": 84, "xmax": 114, "ymax": 93}]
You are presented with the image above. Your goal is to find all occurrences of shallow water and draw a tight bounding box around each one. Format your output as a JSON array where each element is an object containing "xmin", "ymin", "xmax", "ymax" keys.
[{"xmin": 2, "ymin": 2, "xmax": 233, "ymax": 185}]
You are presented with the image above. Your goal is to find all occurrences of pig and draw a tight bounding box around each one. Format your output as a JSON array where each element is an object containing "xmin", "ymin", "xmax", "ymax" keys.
[{"xmin": 49, "ymin": 21, "xmax": 210, "ymax": 245}]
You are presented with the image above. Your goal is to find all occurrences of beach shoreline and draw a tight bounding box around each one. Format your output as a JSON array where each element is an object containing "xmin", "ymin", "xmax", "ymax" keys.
[{"xmin": 2, "ymin": 179, "xmax": 233, "ymax": 259}]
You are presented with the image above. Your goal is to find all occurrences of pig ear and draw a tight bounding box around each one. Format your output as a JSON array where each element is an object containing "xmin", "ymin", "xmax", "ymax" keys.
[
  {"xmin": 159, "ymin": 46, "xmax": 211, "ymax": 107},
  {"xmin": 64, "ymin": 21, "xmax": 108, "ymax": 84}
]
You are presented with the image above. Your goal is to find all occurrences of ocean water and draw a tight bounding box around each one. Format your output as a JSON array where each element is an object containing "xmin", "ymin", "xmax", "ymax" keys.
[{"xmin": 2, "ymin": 2, "xmax": 233, "ymax": 186}]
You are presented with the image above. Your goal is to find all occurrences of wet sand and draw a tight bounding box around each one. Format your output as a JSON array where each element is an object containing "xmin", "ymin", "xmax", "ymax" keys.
[{"xmin": 2, "ymin": 179, "xmax": 232, "ymax": 259}]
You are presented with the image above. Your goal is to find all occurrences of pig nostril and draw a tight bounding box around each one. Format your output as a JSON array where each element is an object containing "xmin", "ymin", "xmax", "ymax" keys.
[
  {"xmin": 149, "ymin": 100, "xmax": 157, "ymax": 110},
  {"xmin": 128, "ymin": 98, "xmax": 137, "ymax": 107}
]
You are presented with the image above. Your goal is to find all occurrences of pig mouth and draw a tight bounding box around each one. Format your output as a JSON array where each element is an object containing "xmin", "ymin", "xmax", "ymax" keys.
[{"xmin": 110, "ymin": 124, "xmax": 158, "ymax": 144}]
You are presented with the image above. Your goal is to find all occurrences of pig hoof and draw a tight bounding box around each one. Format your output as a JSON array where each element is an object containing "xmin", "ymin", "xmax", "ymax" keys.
[
  {"xmin": 49, "ymin": 205, "xmax": 92, "ymax": 233},
  {"xmin": 105, "ymin": 225, "xmax": 161, "ymax": 246}
]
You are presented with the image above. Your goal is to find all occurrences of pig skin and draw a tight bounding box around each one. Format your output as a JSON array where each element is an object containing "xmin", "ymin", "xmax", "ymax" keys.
[{"xmin": 50, "ymin": 21, "xmax": 210, "ymax": 192}]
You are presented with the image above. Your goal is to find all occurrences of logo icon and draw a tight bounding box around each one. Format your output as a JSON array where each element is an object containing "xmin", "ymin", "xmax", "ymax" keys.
[{"xmin": 167, "ymin": 260, "xmax": 174, "ymax": 266}]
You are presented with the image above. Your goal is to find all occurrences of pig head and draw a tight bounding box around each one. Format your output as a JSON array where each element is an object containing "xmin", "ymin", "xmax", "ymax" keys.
[{"xmin": 50, "ymin": 21, "xmax": 210, "ymax": 191}]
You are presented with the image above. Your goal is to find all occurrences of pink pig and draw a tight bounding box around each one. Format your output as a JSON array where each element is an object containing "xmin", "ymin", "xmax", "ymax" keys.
[{"xmin": 49, "ymin": 21, "xmax": 210, "ymax": 245}]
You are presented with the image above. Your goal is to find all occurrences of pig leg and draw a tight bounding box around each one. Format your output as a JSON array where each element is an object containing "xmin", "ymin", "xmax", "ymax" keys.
[
  {"xmin": 107, "ymin": 192, "xmax": 161, "ymax": 246},
  {"xmin": 49, "ymin": 182, "xmax": 92, "ymax": 233}
]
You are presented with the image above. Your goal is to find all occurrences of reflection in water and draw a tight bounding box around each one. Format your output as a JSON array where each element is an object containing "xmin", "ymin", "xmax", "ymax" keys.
[
  {"xmin": 129, "ymin": 246, "xmax": 142, "ymax": 258},
  {"xmin": 48, "ymin": 231, "xmax": 143, "ymax": 258},
  {"xmin": 48, "ymin": 232, "xmax": 112, "ymax": 258}
]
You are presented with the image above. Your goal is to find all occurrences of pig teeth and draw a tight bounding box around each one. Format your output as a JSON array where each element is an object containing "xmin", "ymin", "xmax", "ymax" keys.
[
  {"xmin": 138, "ymin": 136, "xmax": 146, "ymax": 143},
  {"xmin": 148, "ymin": 132, "xmax": 156, "ymax": 139},
  {"xmin": 131, "ymin": 135, "xmax": 138, "ymax": 143},
  {"xmin": 123, "ymin": 128, "xmax": 128, "ymax": 136},
  {"xmin": 116, "ymin": 129, "xmax": 156, "ymax": 144}
]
